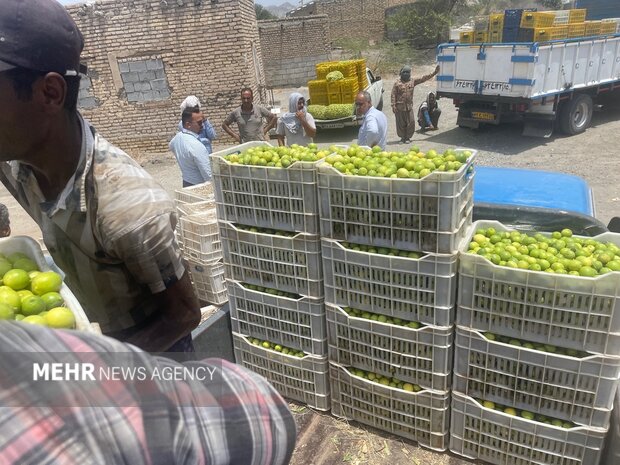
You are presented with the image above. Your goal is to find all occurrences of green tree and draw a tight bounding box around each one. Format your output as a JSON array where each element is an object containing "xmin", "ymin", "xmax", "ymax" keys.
[{"xmin": 255, "ymin": 4, "xmax": 277, "ymax": 20}]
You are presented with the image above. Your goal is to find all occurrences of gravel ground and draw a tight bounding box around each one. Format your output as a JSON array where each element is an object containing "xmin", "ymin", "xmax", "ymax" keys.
[{"xmin": 2, "ymin": 64, "xmax": 619, "ymax": 465}]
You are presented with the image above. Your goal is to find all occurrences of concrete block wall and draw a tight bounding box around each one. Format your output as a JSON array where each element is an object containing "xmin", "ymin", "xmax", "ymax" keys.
[
  {"xmin": 66, "ymin": 0, "xmax": 266, "ymax": 155},
  {"xmin": 258, "ymin": 15, "xmax": 330, "ymax": 87},
  {"xmin": 287, "ymin": 0, "xmax": 416, "ymax": 44}
]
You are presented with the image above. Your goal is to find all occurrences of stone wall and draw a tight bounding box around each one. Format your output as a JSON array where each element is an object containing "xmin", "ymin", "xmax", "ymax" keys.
[
  {"xmin": 287, "ymin": 0, "xmax": 415, "ymax": 44},
  {"xmin": 67, "ymin": 0, "xmax": 265, "ymax": 155},
  {"xmin": 258, "ymin": 15, "xmax": 330, "ymax": 87}
]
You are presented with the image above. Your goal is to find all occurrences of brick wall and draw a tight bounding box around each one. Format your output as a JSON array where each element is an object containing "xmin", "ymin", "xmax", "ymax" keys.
[
  {"xmin": 258, "ymin": 15, "xmax": 331, "ymax": 87},
  {"xmin": 288, "ymin": 0, "xmax": 415, "ymax": 44},
  {"xmin": 66, "ymin": 0, "xmax": 266, "ymax": 155}
]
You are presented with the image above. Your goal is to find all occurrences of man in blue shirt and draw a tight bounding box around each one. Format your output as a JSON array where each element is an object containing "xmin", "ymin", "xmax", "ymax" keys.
[
  {"xmin": 169, "ymin": 108, "xmax": 212, "ymax": 187},
  {"xmin": 178, "ymin": 95, "xmax": 217, "ymax": 153},
  {"xmin": 355, "ymin": 91, "xmax": 388, "ymax": 150}
]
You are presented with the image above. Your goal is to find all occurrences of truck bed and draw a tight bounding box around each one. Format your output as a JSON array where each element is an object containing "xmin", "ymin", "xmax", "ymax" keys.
[{"xmin": 437, "ymin": 35, "xmax": 620, "ymax": 100}]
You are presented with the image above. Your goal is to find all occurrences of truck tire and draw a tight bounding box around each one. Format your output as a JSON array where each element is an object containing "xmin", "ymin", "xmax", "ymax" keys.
[
  {"xmin": 558, "ymin": 94, "xmax": 593, "ymax": 135},
  {"xmin": 376, "ymin": 96, "xmax": 384, "ymax": 111}
]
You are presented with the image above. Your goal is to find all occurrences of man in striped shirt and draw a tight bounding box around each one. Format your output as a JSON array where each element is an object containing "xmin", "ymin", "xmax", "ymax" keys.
[
  {"xmin": 0, "ymin": 0, "xmax": 200, "ymax": 352},
  {"xmin": 0, "ymin": 321, "xmax": 297, "ymax": 465}
]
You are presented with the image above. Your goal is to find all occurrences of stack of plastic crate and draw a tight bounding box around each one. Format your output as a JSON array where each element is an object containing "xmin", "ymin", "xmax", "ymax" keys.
[
  {"xmin": 450, "ymin": 220, "xmax": 620, "ymax": 465},
  {"xmin": 174, "ymin": 183, "xmax": 226, "ymax": 305},
  {"xmin": 319, "ymin": 146, "xmax": 477, "ymax": 451},
  {"xmin": 211, "ymin": 141, "xmax": 330, "ymax": 411}
]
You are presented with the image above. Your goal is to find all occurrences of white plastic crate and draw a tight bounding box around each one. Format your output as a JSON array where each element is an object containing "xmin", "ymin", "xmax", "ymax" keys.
[
  {"xmin": 322, "ymin": 238, "xmax": 457, "ymax": 326},
  {"xmin": 450, "ymin": 392, "xmax": 607, "ymax": 465},
  {"xmin": 212, "ymin": 142, "xmax": 320, "ymax": 234},
  {"xmin": 330, "ymin": 362, "xmax": 450, "ymax": 451},
  {"xmin": 453, "ymin": 327, "xmax": 620, "ymax": 428},
  {"xmin": 228, "ymin": 281, "xmax": 326, "ymax": 356},
  {"xmin": 458, "ymin": 220, "xmax": 620, "ymax": 356},
  {"xmin": 220, "ymin": 222, "xmax": 323, "ymax": 298},
  {"xmin": 318, "ymin": 150, "xmax": 476, "ymax": 253},
  {"xmin": 187, "ymin": 260, "xmax": 227, "ymax": 305},
  {"xmin": 174, "ymin": 181, "xmax": 214, "ymax": 207},
  {"xmin": 179, "ymin": 209, "xmax": 222, "ymax": 263},
  {"xmin": 327, "ymin": 304, "xmax": 453, "ymax": 391},
  {"xmin": 546, "ymin": 10, "xmax": 570, "ymax": 25},
  {"xmin": 0, "ymin": 236, "xmax": 97, "ymax": 333},
  {"xmin": 233, "ymin": 333, "xmax": 330, "ymax": 410}
]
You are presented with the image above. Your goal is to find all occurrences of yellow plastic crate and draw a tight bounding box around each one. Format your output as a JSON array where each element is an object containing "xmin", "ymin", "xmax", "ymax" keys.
[
  {"xmin": 601, "ymin": 21, "xmax": 617, "ymax": 34},
  {"xmin": 544, "ymin": 10, "xmax": 570, "ymax": 25},
  {"xmin": 331, "ymin": 61, "xmax": 357, "ymax": 78},
  {"xmin": 474, "ymin": 31, "xmax": 488, "ymax": 43},
  {"xmin": 460, "ymin": 31, "xmax": 474, "ymax": 43},
  {"xmin": 308, "ymin": 79, "xmax": 327, "ymax": 94},
  {"xmin": 340, "ymin": 77, "xmax": 359, "ymax": 94},
  {"xmin": 520, "ymin": 11, "xmax": 555, "ymax": 29},
  {"xmin": 489, "ymin": 13, "xmax": 504, "ymax": 32},
  {"xmin": 310, "ymin": 92, "xmax": 328, "ymax": 106},
  {"xmin": 567, "ymin": 22, "xmax": 586, "ymax": 38},
  {"xmin": 489, "ymin": 30, "xmax": 502, "ymax": 42},
  {"xmin": 585, "ymin": 21, "xmax": 602, "ymax": 35},
  {"xmin": 569, "ymin": 8, "xmax": 586, "ymax": 24},
  {"xmin": 341, "ymin": 91, "xmax": 356, "ymax": 104},
  {"xmin": 328, "ymin": 93, "xmax": 342, "ymax": 105},
  {"xmin": 358, "ymin": 74, "xmax": 369, "ymax": 90},
  {"xmin": 533, "ymin": 25, "xmax": 568, "ymax": 41},
  {"xmin": 474, "ymin": 16, "xmax": 489, "ymax": 32},
  {"xmin": 326, "ymin": 80, "xmax": 341, "ymax": 93},
  {"xmin": 315, "ymin": 62, "xmax": 337, "ymax": 80}
]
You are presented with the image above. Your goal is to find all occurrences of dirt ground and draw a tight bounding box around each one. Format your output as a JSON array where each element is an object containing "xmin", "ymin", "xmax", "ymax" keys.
[{"xmin": 2, "ymin": 64, "xmax": 620, "ymax": 464}]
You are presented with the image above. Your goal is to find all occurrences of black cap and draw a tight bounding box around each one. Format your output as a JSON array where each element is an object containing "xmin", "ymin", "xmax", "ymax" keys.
[{"xmin": 0, "ymin": 0, "xmax": 84, "ymax": 75}]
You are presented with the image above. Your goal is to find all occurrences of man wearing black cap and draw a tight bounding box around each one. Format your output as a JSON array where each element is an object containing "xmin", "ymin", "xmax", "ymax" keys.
[{"xmin": 0, "ymin": 0, "xmax": 201, "ymax": 352}]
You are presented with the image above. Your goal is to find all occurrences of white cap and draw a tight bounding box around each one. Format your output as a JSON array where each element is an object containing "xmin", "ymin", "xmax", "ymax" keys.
[{"xmin": 180, "ymin": 95, "xmax": 201, "ymax": 111}]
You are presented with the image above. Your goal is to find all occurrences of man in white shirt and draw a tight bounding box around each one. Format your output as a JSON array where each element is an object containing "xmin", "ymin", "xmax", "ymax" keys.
[
  {"xmin": 355, "ymin": 91, "xmax": 388, "ymax": 150},
  {"xmin": 169, "ymin": 108, "xmax": 212, "ymax": 187}
]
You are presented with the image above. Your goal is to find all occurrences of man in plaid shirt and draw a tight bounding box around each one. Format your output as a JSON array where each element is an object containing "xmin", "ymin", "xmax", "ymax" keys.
[
  {"xmin": 0, "ymin": 321, "xmax": 297, "ymax": 464},
  {"xmin": 0, "ymin": 0, "xmax": 200, "ymax": 352}
]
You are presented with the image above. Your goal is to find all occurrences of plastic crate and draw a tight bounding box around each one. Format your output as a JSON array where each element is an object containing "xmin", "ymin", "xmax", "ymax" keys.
[
  {"xmin": 520, "ymin": 11, "xmax": 555, "ymax": 29},
  {"xmin": 569, "ymin": 9, "xmax": 587, "ymax": 24},
  {"xmin": 0, "ymin": 236, "xmax": 97, "ymax": 333},
  {"xmin": 600, "ymin": 21, "xmax": 617, "ymax": 34},
  {"xmin": 326, "ymin": 304, "xmax": 453, "ymax": 391},
  {"xmin": 330, "ymin": 362, "xmax": 450, "ymax": 451},
  {"xmin": 489, "ymin": 30, "xmax": 503, "ymax": 43},
  {"xmin": 220, "ymin": 222, "xmax": 323, "ymax": 297},
  {"xmin": 450, "ymin": 392, "xmax": 607, "ymax": 465},
  {"xmin": 460, "ymin": 31, "xmax": 474, "ymax": 43},
  {"xmin": 457, "ymin": 220, "xmax": 620, "ymax": 356},
  {"xmin": 328, "ymin": 92, "xmax": 343, "ymax": 105},
  {"xmin": 489, "ymin": 13, "xmax": 505, "ymax": 32},
  {"xmin": 332, "ymin": 61, "xmax": 357, "ymax": 78},
  {"xmin": 585, "ymin": 21, "xmax": 602, "ymax": 35},
  {"xmin": 533, "ymin": 25, "xmax": 568, "ymax": 41},
  {"xmin": 318, "ymin": 149, "xmax": 476, "ymax": 254},
  {"xmin": 502, "ymin": 27, "xmax": 519, "ymax": 42},
  {"xmin": 326, "ymin": 79, "xmax": 341, "ymax": 94},
  {"xmin": 474, "ymin": 31, "xmax": 488, "ymax": 43},
  {"xmin": 504, "ymin": 8, "xmax": 537, "ymax": 28},
  {"xmin": 233, "ymin": 333, "xmax": 330, "ymax": 410},
  {"xmin": 321, "ymin": 239, "xmax": 458, "ymax": 326},
  {"xmin": 568, "ymin": 22, "xmax": 586, "ymax": 38},
  {"xmin": 544, "ymin": 10, "xmax": 570, "ymax": 25},
  {"xmin": 212, "ymin": 142, "xmax": 320, "ymax": 234},
  {"xmin": 517, "ymin": 28, "xmax": 535, "ymax": 42},
  {"xmin": 187, "ymin": 259, "xmax": 227, "ymax": 305},
  {"xmin": 228, "ymin": 281, "xmax": 327, "ymax": 355},
  {"xmin": 174, "ymin": 182, "xmax": 214, "ymax": 207},
  {"xmin": 315, "ymin": 63, "xmax": 334, "ymax": 80},
  {"xmin": 602, "ymin": 18, "xmax": 620, "ymax": 34},
  {"xmin": 179, "ymin": 210, "xmax": 222, "ymax": 263},
  {"xmin": 453, "ymin": 327, "xmax": 620, "ymax": 428}
]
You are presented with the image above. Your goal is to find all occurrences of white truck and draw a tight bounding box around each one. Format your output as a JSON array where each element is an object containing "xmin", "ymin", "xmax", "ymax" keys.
[
  {"xmin": 436, "ymin": 34, "xmax": 620, "ymax": 137},
  {"xmin": 311, "ymin": 68, "xmax": 385, "ymax": 130}
]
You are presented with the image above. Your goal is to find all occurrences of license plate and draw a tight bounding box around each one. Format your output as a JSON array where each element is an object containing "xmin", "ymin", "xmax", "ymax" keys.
[
  {"xmin": 320, "ymin": 123, "xmax": 346, "ymax": 129},
  {"xmin": 472, "ymin": 111, "xmax": 495, "ymax": 121}
]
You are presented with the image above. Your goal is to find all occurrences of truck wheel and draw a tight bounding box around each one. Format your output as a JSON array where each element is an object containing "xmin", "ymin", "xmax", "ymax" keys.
[
  {"xmin": 559, "ymin": 94, "xmax": 593, "ymax": 135},
  {"xmin": 376, "ymin": 96, "xmax": 384, "ymax": 111}
]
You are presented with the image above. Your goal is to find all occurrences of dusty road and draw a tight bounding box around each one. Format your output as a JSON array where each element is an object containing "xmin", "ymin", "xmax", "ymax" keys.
[{"xmin": 1, "ymin": 65, "xmax": 619, "ymax": 465}]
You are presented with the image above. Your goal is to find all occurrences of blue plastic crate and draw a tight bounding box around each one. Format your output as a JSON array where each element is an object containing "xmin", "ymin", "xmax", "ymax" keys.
[
  {"xmin": 502, "ymin": 26, "xmax": 519, "ymax": 42},
  {"xmin": 504, "ymin": 8, "xmax": 537, "ymax": 28}
]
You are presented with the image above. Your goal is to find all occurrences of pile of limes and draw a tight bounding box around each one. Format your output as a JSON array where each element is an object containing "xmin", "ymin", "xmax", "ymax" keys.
[
  {"xmin": 341, "ymin": 306, "xmax": 424, "ymax": 329},
  {"xmin": 223, "ymin": 144, "xmax": 329, "ymax": 167},
  {"xmin": 477, "ymin": 399, "xmax": 574, "ymax": 428},
  {"xmin": 323, "ymin": 145, "xmax": 472, "ymax": 178},
  {"xmin": 249, "ymin": 338, "xmax": 306, "ymax": 358},
  {"xmin": 346, "ymin": 367, "xmax": 423, "ymax": 393},
  {"xmin": 341, "ymin": 241, "xmax": 422, "ymax": 258},
  {"xmin": 0, "ymin": 251, "xmax": 76, "ymax": 329},
  {"xmin": 468, "ymin": 227, "xmax": 620, "ymax": 276}
]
